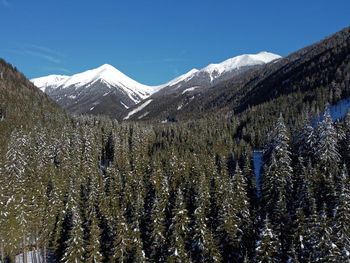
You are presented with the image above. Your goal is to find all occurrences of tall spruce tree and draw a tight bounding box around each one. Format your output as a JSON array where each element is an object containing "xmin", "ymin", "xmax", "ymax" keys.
[
  {"xmin": 315, "ymin": 107, "xmax": 340, "ymax": 211},
  {"xmin": 334, "ymin": 165, "xmax": 350, "ymax": 261},
  {"xmin": 168, "ymin": 188, "xmax": 191, "ymax": 263},
  {"xmin": 255, "ymin": 215, "xmax": 280, "ymax": 263},
  {"xmin": 62, "ymin": 182, "xmax": 85, "ymax": 263}
]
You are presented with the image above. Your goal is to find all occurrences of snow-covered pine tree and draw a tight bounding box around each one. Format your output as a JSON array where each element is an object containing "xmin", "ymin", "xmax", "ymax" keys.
[
  {"xmin": 261, "ymin": 114, "xmax": 293, "ymax": 221},
  {"xmin": 293, "ymin": 207, "xmax": 309, "ymax": 261},
  {"xmin": 192, "ymin": 169, "xmax": 221, "ymax": 263},
  {"xmin": 312, "ymin": 206, "xmax": 340, "ymax": 262},
  {"xmin": 85, "ymin": 209, "xmax": 103, "ymax": 263},
  {"xmin": 62, "ymin": 182, "xmax": 85, "ymax": 263},
  {"xmin": 260, "ymin": 114, "xmax": 293, "ymax": 261},
  {"xmin": 130, "ymin": 218, "xmax": 148, "ymax": 263},
  {"xmin": 150, "ymin": 167, "xmax": 169, "ymax": 262},
  {"xmin": 255, "ymin": 215, "xmax": 280, "ymax": 263},
  {"xmin": 219, "ymin": 163, "xmax": 251, "ymax": 261},
  {"xmin": 294, "ymin": 113, "xmax": 316, "ymax": 163},
  {"xmin": 168, "ymin": 188, "xmax": 191, "ymax": 263},
  {"xmin": 315, "ymin": 107, "xmax": 340, "ymax": 210},
  {"xmin": 110, "ymin": 206, "xmax": 131, "ymax": 263},
  {"xmin": 4, "ymin": 129, "xmax": 30, "ymax": 262},
  {"xmin": 292, "ymin": 157, "xmax": 312, "ymax": 215},
  {"xmin": 333, "ymin": 165, "xmax": 350, "ymax": 261}
]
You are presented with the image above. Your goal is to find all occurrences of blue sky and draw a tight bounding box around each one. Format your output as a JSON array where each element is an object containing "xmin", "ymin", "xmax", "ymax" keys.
[{"xmin": 0, "ymin": 0, "xmax": 349, "ymax": 85}]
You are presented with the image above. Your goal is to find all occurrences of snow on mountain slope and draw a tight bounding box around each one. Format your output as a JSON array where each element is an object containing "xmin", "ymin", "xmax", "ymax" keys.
[
  {"xmin": 164, "ymin": 68, "xmax": 199, "ymax": 87},
  {"xmin": 32, "ymin": 75, "xmax": 69, "ymax": 92},
  {"xmin": 156, "ymin": 51, "xmax": 281, "ymax": 89},
  {"xmin": 32, "ymin": 52, "xmax": 280, "ymax": 100},
  {"xmin": 202, "ymin": 51, "xmax": 281, "ymax": 82},
  {"xmin": 124, "ymin": 99, "xmax": 153, "ymax": 120},
  {"xmin": 31, "ymin": 51, "xmax": 281, "ymax": 119},
  {"xmin": 32, "ymin": 64, "xmax": 161, "ymax": 100}
]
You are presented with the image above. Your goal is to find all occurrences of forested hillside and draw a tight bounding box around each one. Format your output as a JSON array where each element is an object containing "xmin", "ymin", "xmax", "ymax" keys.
[
  {"xmin": 127, "ymin": 26, "xmax": 350, "ymax": 122},
  {"xmin": 1, "ymin": 27, "xmax": 350, "ymax": 262}
]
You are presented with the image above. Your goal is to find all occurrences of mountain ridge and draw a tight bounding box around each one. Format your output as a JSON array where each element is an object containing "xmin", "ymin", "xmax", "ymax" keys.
[
  {"xmin": 124, "ymin": 26, "xmax": 350, "ymax": 121},
  {"xmin": 31, "ymin": 52, "xmax": 281, "ymax": 118}
]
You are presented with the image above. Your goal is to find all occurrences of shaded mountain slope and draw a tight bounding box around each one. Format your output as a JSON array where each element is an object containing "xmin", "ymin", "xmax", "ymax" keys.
[
  {"xmin": 126, "ymin": 26, "xmax": 350, "ymax": 121},
  {"xmin": 0, "ymin": 58, "xmax": 68, "ymax": 147}
]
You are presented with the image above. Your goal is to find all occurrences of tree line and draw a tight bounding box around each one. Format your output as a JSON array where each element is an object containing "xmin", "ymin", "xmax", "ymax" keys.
[{"xmin": 0, "ymin": 105, "xmax": 349, "ymax": 262}]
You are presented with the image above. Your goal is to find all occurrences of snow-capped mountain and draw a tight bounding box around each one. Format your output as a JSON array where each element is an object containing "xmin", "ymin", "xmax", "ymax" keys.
[
  {"xmin": 124, "ymin": 52, "xmax": 281, "ymax": 120},
  {"xmin": 32, "ymin": 52, "xmax": 280, "ymax": 119},
  {"xmin": 31, "ymin": 64, "xmax": 165, "ymax": 117},
  {"xmin": 32, "ymin": 64, "xmax": 162, "ymax": 103},
  {"xmin": 157, "ymin": 52, "xmax": 281, "ymax": 92},
  {"xmin": 202, "ymin": 51, "xmax": 280, "ymax": 82}
]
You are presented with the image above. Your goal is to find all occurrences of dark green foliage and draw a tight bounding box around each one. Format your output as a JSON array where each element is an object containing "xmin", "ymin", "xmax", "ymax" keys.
[{"xmin": 2, "ymin": 26, "xmax": 350, "ymax": 262}]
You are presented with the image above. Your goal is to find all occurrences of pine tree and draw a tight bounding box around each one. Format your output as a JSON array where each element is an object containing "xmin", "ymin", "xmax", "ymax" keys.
[
  {"xmin": 193, "ymin": 169, "xmax": 221, "ymax": 262},
  {"xmin": 261, "ymin": 114, "xmax": 293, "ymax": 221},
  {"xmin": 219, "ymin": 163, "xmax": 251, "ymax": 261},
  {"xmin": 295, "ymin": 113, "xmax": 316, "ymax": 163},
  {"xmin": 62, "ymin": 183, "xmax": 85, "ymax": 263},
  {"xmin": 312, "ymin": 207, "xmax": 340, "ymax": 262},
  {"xmin": 260, "ymin": 114, "xmax": 293, "ymax": 261},
  {"xmin": 333, "ymin": 165, "xmax": 350, "ymax": 261},
  {"xmin": 150, "ymin": 169, "xmax": 169, "ymax": 262},
  {"xmin": 86, "ymin": 210, "xmax": 103, "ymax": 263},
  {"xmin": 110, "ymin": 207, "xmax": 131, "ymax": 263},
  {"xmin": 168, "ymin": 188, "xmax": 191, "ymax": 263},
  {"xmin": 130, "ymin": 218, "xmax": 148, "ymax": 263},
  {"xmin": 315, "ymin": 107, "xmax": 340, "ymax": 210},
  {"xmin": 255, "ymin": 215, "xmax": 280, "ymax": 263},
  {"xmin": 293, "ymin": 207, "xmax": 309, "ymax": 262},
  {"xmin": 4, "ymin": 130, "xmax": 30, "ymax": 261}
]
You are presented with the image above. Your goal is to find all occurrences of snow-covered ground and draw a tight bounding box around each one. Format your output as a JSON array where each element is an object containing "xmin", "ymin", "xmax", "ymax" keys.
[
  {"xmin": 7, "ymin": 250, "xmax": 44, "ymax": 263},
  {"xmin": 323, "ymin": 97, "xmax": 350, "ymax": 122},
  {"xmin": 312, "ymin": 97, "xmax": 350, "ymax": 127},
  {"xmin": 253, "ymin": 151, "xmax": 263, "ymax": 196}
]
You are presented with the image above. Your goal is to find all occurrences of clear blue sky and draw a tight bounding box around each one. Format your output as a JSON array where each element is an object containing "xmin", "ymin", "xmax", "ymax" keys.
[{"xmin": 0, "ymin": 0, "xmax": 349, "ymax": 85}]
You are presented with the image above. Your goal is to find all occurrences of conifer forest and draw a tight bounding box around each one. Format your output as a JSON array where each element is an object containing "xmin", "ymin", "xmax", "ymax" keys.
[{"xmin": 1, "ymin": 28, "xmax": 350, "ymax": 262}]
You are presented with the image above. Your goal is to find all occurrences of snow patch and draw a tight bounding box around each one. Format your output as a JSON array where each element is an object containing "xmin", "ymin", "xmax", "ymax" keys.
[
  {"xmin": 124, "ymin": 99, "xmax": 153, "ymax": 120},
  {"xmin": 138, "ymin": 111, "xmax": 150, "ymax": 119},
  {"xmin": 314, "ymin": 97, "xmax": 350, "ymax": 125},
  {"xmin": 165, "ymin": 68, "xmax": 199, "ymax": 87},
  {"xmin": 182, "ymin": 86, "xmax": 200, "ymax": 94},
  {"xmin": 121, "ymin": 101, "xmax": 129, "ymax": 109},
  {"xmin": 90, "ymin": 107, "xmax": 95, "ymax": 111}
]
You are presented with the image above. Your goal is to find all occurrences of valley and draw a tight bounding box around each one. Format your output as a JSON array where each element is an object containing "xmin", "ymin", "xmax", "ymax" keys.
[{"xmin": 1, "ymin": 26, "xmax": 350, "ymax": 263}]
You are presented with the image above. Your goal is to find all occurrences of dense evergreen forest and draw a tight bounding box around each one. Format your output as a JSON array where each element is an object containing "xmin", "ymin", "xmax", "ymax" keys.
[
  {"xmin": 1, "ymin": 32, "xmax": 350, "ymax": 262},
  {"xmin": 1, "ymin": 101, "xmax": 350, "ymax": 262}
]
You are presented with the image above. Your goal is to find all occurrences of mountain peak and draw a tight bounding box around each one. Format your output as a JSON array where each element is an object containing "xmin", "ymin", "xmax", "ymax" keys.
[
  {"xmin": 200, "ymin": 52, "xmax": 281, "ymax": 82},
  {"xmin": 95, "ymin": 63, "xmax": 120, "ymax": 74}
]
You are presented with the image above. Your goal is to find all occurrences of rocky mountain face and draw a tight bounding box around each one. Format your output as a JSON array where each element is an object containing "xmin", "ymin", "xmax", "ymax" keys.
[
  {"xmin": 125, "ymin": 26, "xmax": 350, "ymax": 121},
  {"xmin": 31, "ymin": 64, "xmax": 163, "ymax": 118},
  {"xmin": 31, "ymin": 52, "xmax": 280, "ymax": 119}
]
